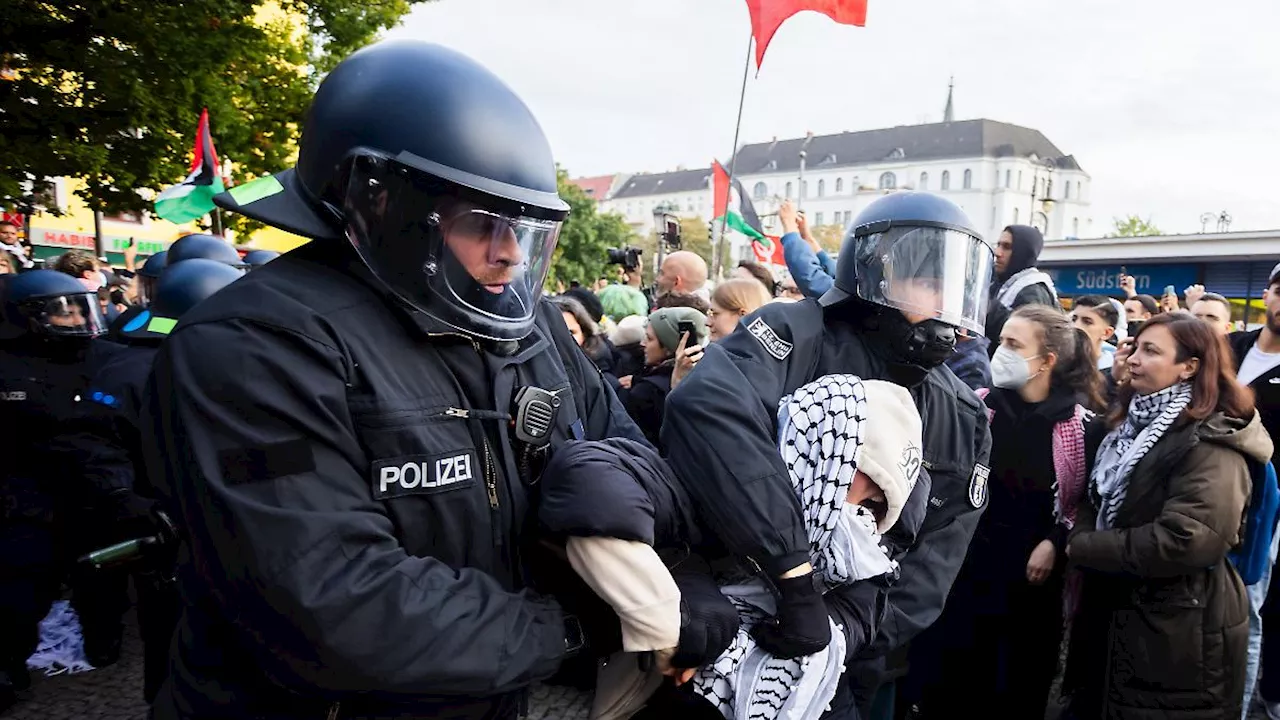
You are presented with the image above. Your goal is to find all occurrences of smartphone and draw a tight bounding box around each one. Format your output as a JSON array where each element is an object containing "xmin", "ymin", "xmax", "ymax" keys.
[
  {"xmin": 127, "ymin": 237, "xmax": 135, "ymax": 248},
  {"xmin": 677, "ymin": 320, "xmax": 698, "ymax": 345},
  {"xmin": 1164, "ymin": 285, "xmax": 1176, "ymax": 297}
]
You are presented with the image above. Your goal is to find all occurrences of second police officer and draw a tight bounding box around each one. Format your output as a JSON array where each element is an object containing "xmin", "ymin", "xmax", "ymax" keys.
[
  {"xmin": 141, "ymin": 40, "xmax": 736, "ymax": 720},
  {"xmin": 664, "ymin": 192, "xmax": 995, "ymax": 718}
]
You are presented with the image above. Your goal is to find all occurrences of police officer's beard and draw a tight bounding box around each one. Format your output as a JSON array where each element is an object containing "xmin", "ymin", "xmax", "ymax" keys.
[{"xmin": 444, "ymin": 258, "xmax": 526, "ymax": 319}]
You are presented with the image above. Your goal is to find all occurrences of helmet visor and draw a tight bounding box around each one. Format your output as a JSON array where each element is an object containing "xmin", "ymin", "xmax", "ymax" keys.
[
  {"xmin": 854, "ymin": 226, "xmax": 994, "ymax": 333},
  {"xmin": 338, "ymin": 153, "xmax": 562, "ymax": 341},
  {"xmin": 23, "ymin": 293, "xmax": 108, "ymax": 337}
]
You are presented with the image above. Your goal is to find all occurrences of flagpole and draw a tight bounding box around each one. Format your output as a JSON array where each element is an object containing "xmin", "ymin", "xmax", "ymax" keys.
[{"xmin": 715, "ymin": 33, "xmax": 753, "ymax": 281}]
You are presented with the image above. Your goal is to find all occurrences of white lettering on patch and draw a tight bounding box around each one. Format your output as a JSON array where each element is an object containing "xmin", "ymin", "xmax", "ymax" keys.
[
  {"xmin": 375, "ymin": 453, "xmax": 476, "ymax": 499},
  {"xmin": 747, "ymin": 317, "xmax": 793, "ymax": 360}
]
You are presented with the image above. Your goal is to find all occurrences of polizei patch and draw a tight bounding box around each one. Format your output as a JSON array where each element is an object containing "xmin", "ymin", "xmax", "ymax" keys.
[
  {"xmin": 747, "ymin": 317, "xmax": 793, "ymax": 360},
  {"xmin": 968, "ymin": 463, "xmax": 991, "ymax": 508},
  {"xmin": 373, "ymin": 451, "xmax": 477, "ymax": 500}
]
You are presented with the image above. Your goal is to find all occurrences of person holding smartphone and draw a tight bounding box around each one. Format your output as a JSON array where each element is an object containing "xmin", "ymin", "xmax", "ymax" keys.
[{"xmin": 621, "ymin": 307, "xmax": 709, "ymax": 448}]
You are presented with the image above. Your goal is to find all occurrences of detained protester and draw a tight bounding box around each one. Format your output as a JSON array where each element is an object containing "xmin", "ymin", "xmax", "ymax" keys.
[
  {"xmin": 664, "ymin": 192, "xmax": 994, "ymax": 718},
  {"xmin": 140, "ymin": 40, "xmax": 731, "ymax": 720}
]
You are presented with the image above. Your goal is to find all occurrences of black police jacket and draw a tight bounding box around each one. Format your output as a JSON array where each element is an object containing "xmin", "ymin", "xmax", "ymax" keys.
[
  {"xmin": 140, "ymin": 241, "xmax": 646, "ymax": 720},
  {"xmin": 662, "ymin": 299, "xmax": 992, "ymax": 692},
  {"xmin": 0, "ymin": 337, "xmax": 135, "ymax": 562}
]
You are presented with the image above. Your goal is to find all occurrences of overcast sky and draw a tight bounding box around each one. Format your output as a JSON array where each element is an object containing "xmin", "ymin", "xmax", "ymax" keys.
[{"xmin": 389, "ymin": 0, "xmax": 1280, "ymax": 234}]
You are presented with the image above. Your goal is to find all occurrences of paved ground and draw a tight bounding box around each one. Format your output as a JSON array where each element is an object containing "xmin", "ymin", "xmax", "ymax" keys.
[{"xmin": 1, "ymin": 607, "xmax": 1265, "ymax": 720}]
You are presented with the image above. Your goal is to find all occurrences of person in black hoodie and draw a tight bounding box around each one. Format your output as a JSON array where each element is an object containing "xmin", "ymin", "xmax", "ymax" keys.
[
  {"xmin": 984, "ymin": 225, "xmax": 1059, "ymax": 358},
  {"xmin": 909, "ymin": 305, "xmax": 1104, "ymax": 719}
]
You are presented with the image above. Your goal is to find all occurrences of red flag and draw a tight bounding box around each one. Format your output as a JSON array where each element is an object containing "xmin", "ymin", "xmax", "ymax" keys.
[
  {"xmin": 713, "ymin": 161, "xmax": 731, "ymax": 220},
  {"xmin": 746, "ymin": 0, "xmax": 869, "ymax": 69},
  {"xmin": 751, "ymin": 235, "xmax": 785, "ymax": 266}
]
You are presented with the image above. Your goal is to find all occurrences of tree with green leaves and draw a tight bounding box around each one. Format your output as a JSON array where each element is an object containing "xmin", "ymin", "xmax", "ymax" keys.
[
  {"xmin": 546, "ymin": 170, "xmax": 636, "ymax": 290},
  {"xmin": 0, "ymin": 0, "xmax": 429, "ymax": 232},
  {"xmin": 1108, "ymin": 214, "xmax": 1163, "ymax": 238}
]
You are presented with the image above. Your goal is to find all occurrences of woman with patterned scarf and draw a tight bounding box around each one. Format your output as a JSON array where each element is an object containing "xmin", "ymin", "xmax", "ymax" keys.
[
  {"xmin": 909, "ymin": 305, "xmax": 1103, "ymax": 720},
  {"xmin": 1063, "ymin": 313, "xmax": 1272, "ymax": 720}
]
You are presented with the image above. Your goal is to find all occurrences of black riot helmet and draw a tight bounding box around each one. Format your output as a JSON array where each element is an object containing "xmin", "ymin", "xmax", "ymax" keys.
[
  {"xmin": 241, "ymin": 249, "xmax": 280, "ymax": 269},
  {"xmin": 152, "ymin": 259, "xmax": 244, "ymax": 320},
  {"xmin": 166, "ymin": 234, "xmax": 246, "ymax": 268},
  {"xmin": 212, "ymin": 40, "xmax": 570, "ymax": 342},
  {"xmin": 135, "ymin": 250, "xmax": 168, "ymax": 307},
  {"xmin": 822, "ymin": 192, "xmax": 994, "ymax": 367},
  {"xmin": 0, "ymin": 269, "xmax": 108, "ymax": 341}
]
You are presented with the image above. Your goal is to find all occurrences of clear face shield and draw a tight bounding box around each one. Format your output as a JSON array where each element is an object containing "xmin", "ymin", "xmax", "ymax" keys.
[
  {"xmin": 853, "ymin": 226, "xmax": 994, "ymax": 334},
  {"xmin": 136, "ymin": 276, "xmax": 158, "ymax": 308},
  {"xmin": 333, "ymin": 153, "xmax": 564, "ymax": 341},
  {"xmin": 22, "ymin": 293, "xmax": 108, "ymax": 338}
]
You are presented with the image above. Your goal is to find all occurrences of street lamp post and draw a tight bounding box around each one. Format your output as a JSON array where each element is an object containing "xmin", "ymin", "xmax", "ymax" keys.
[{"xmin": 797, "ymin": 149, "xmax": 807, "ymax": 212}]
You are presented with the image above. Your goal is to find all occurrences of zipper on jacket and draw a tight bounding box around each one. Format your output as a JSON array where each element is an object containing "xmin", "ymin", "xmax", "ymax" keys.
[{"xmin": 481, "ymin": 434, "xmax": 502, "ymax": 548}]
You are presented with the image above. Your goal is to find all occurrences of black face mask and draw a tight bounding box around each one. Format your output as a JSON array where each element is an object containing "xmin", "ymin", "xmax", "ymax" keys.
[{"xmin": 869, "ymin": 306, "xmax": 957, "ymax": 371}]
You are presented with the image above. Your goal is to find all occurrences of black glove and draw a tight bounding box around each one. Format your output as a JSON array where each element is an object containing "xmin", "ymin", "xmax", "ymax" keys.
[
  {"xmin": 750, "ymin": 573, "xmax": 831, "ymax": 659},
  {"xmin": 670, "ymin": 571, "xmax": 740, "ymax": 669}
]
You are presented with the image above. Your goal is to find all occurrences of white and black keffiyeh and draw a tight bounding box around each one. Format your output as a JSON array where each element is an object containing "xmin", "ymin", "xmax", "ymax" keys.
[
  {"xmin": 1092, "ymin": 381, "xmax": 1192, "ymax": 529},
  {"xmin": 692, "ymin": 375, "xmax": 894, "ymax": 719}
]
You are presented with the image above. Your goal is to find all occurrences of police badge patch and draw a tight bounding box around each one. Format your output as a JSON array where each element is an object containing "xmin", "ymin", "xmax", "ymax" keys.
[
  {"xmin": 747, "ymin": 317, "xmax": 793, "ymax": 360},
  {"xmin": 968, "ymin": 464, "xmax": 990, "ymax": 508}
]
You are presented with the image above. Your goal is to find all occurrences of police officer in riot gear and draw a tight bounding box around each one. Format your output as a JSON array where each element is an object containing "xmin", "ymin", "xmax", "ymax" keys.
[
  {"xmin": 141, "ymin": 40, "xmax": 734, "ymax": 720},
  {"xmin": 664, "ymin": 192, "xmax": 995, "ymax": 717},
  {"xmin": 163, "ymin": 233, "xmax": 246, "ymax": 268},
  {"xmin": 241, "ymin": 248, "xmax": 280, "ymax": 268},
  {"xmin": 0, "ymin": 270, "xmax": 138, "ymax": 711},
  {"xmin": 87, "ymin": 257, "xmax": 246, "ymax": 703}
]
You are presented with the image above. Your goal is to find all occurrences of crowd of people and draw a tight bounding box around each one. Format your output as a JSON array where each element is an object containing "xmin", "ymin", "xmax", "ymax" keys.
[{"xmin": 2, "ymin": 37, "xmax": 1280, "ymax": 720}]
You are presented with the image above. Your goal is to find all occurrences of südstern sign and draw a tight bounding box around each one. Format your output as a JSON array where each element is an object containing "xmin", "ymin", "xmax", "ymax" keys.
[
  {"xmin": 30, "ymin": 228, "xmax": 167, "ymax": 256},
  {"xmin": 1045, "ymin": 263, "xmax": 1200, "ymax": 297}
]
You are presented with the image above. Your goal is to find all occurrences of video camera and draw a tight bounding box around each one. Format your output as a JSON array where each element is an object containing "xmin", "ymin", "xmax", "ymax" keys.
[{"xmin": 606, "ymin": 245, "xmax": 643, "ymax": 272}]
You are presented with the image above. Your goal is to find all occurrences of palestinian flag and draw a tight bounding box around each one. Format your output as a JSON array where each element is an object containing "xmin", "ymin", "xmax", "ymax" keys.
[
  {"xmin": 154, "ymin": 108, "xmax": 224, "ymax": 225},
  {"xmin": 712, "ymin": 160, "xmax": 783, "ymax": 265}
]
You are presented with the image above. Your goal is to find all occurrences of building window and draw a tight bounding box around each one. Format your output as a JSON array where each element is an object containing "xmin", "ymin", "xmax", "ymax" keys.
[
  {"xmin": 1013, "ymin": 207, "xmax": 1020, "ymax": 224},
  {"xmin": 990, "ymin": 206, "xmax": 997, "ymax": 228},
  {"xmin": 105, "ymin": 210, "xmax": 143, "ymax": 224},
  {"xmin": 752, "ymin": 182, "xmax": 767, "ymax": 200},
  {"xmin": 963, "ymin": 169, "xmax": 972, "ymax": 189},
  {"xmin": 817, "ymin": 179, "xmax": 825, "ymax": 197},
  {"xmin": 815, "ymin": 212, "xmax": 825, "ymax": 226},
  {"xmin": 1064, "ymin": 182, "xmax": 1071, "ymax": 200},
  {"xmin": 844, "ymin": 211, "xmax": 853, "ymax": 225},
  {"xmin": 1072, "ymin": 217, "xmax": 1079, "ymax": 237},
  {"xmin": 940, "ymin": 171, "xmax": 950, "ymax": 191},
  {"xmin": 785, "ymin": 182, "xmax": 793, "ymax": 198},
  {"xmin": 802, "ymin": 181, "xmax": 809, "ymax": 198},
  {"xmin": 1004, "ymin": 170, "xmax": 1011, "ymax": 188},
  {"xmin": 878, "ymin": 172, "xmax": 897, "ymax": 190},
  {"xmin": 1076, "ymin": 181, "xmax": 1081, "ymax": 198},
  {"xmin": 919, "ymin": 172, "xmax": 929, "ymax": 191},
  {"xmin": 835, "ymin": 178, "xmax": 844, "ymax": 193},
  {"xmin": 1018, "ymin": 171, "xmax": 1023, "ymax": 190}
]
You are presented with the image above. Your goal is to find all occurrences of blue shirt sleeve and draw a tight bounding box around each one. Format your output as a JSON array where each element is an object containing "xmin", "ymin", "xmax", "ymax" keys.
[
  {"xmin": 816, "ymin": 250, "xmax": 837, "ymax": 278},
  {"xmin": 780, "ymin": 232, "xmax": 833, "ymax": 299}
]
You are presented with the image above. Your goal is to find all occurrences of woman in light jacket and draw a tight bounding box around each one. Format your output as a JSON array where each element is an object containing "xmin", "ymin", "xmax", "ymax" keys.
[{"xmin": 1064, "ymin": 312, "xmax": 1272, "ymax": 719}]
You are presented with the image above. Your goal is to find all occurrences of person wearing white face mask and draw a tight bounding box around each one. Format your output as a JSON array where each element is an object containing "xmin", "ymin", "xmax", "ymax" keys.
[{"xmin": 910, "ymin": 305, "xmax": 1104, "ymax": 719}]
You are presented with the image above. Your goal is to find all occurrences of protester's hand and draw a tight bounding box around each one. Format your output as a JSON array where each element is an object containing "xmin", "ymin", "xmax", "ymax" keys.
[
  {"xmin": 1119, "ymin": 275, "xmax": 1137, "ymax": 298},
  {"xmin": 671, "ymin": 333, "xmax": 703, "ymax": 389},
  {"xmin": 1026, "ymin": 539, "xmax": 1056, "ymax": 585},
  {"xmin": 751, "ymin": 572, "xmax": 832, "ymax": 659},
  {"xmin": 654, "ymin": 648, "xmax": 698, "ymax": 686},
  {"xmin": 1113, "ymin": 338, "xmax": 1135, "ymax": 384},
  {"xmin": 1184, "ymin": 284, "xmax": 1206, "ymax": 308},
  {"xmin": 778, "ymin": 199, "xmax": 800, "ymax": 235},
  {"xmin": 669, "ymin": 571, "xmax": 740, "ymax": 670},
  {"xmin": 618, "ymin": 375, "xmax": 633, "ymax": 390}
]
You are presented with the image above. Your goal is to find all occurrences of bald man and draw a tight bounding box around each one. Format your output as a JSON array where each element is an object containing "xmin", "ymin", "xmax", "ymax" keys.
[{"xmin": 656, "ymin": 251, "xmax": 709, "ymax": 299}]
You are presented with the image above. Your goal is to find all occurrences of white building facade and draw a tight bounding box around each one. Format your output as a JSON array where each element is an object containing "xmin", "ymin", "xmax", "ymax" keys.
[{"xmin": 598, "ymin": 119, "xmax": 1093, "ymax": 258}]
